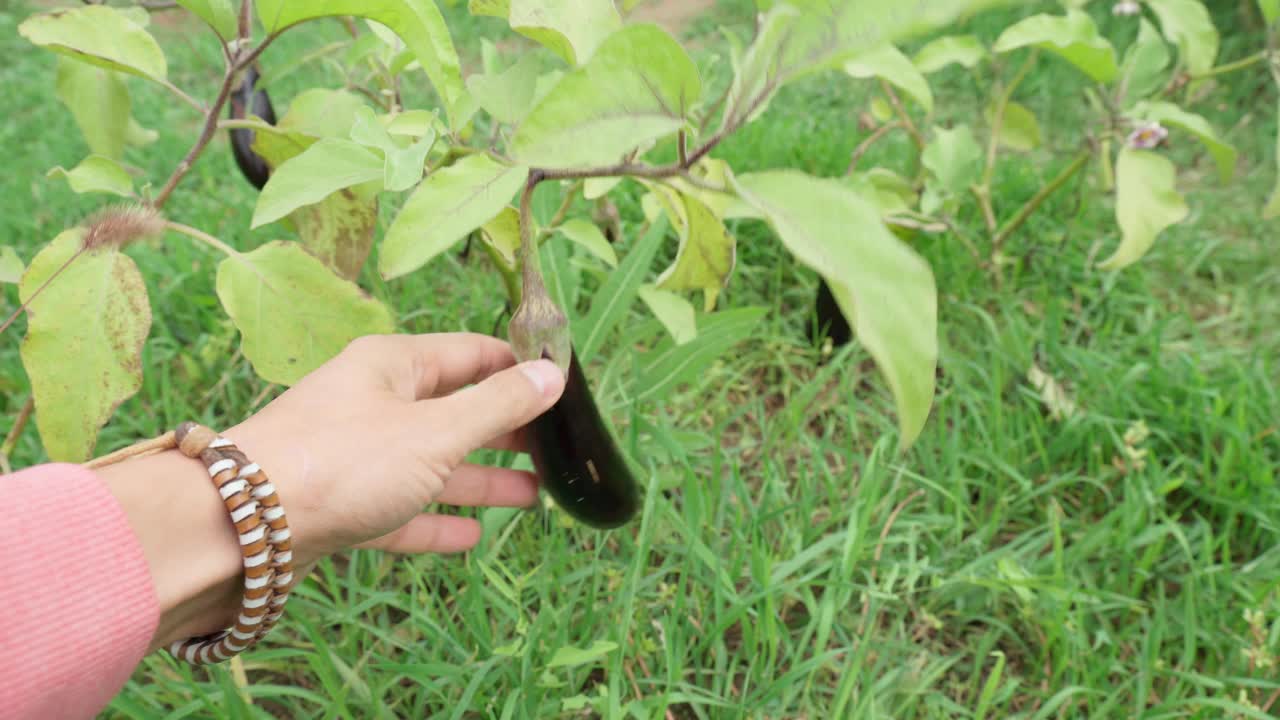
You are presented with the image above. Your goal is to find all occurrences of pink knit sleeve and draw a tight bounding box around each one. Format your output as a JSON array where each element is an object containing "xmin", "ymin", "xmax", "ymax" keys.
[{"xmin": 0, "ymin": 463, "xmax": 159, "ymax": 720}]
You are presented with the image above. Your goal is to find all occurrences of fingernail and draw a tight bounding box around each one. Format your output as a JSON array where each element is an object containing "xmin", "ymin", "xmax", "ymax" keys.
[{"xmin": 520, "ymin": 359, "xmax": 563, "ymax": 396}]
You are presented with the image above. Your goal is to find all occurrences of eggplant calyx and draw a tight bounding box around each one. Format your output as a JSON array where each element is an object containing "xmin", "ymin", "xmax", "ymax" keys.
[{"xmin": 508, "ymin": 284, "xmax": 571, "ymax": 375}]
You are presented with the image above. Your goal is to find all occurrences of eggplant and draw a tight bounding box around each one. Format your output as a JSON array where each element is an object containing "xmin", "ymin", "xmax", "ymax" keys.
[
  {"xmin": 227, "ymin": 64, "xmax": 276, "ymax": 190},
  {"xmin": 526, "ymin": 347, "xmax": 640, "ymax": 529},
  {"xmin": 808, "ymin": 278, "xmax": 852, "ymax": 347}
]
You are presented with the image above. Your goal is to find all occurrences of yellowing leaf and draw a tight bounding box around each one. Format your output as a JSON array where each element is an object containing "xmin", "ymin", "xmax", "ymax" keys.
[
  {"xmin": 379, "ymin": 154, "xmax": 529, "ymax": 279},
  {"xmin": 510, "ymin": 0, "xmax": 621, "ymax": 66},
  {"xmin": 216, "ymin": 241, "xmax": 395, "ymax": 385},
  {"xmin": 19, "ymin": 229, "xmax": 151, "ymax": 461},
  {"xmin": 46, "ymin": 155, "xmax": 134, "ymax": 196},
  {"xmin": 646, "ymin": 185, "xmax": 735, "ymax": 311},
  {"xmin": 1098, "ymin": 147, "xmax": 1188, "ymax": 271},
  {"xmin": 993, "ymin": 10, "xmax": 1117, "ymax": 83},
  {"xmin": 290, "ymin": 186, "xmax": 380, "ymax": 281},
  {"xmin": 19, "ymin": 5, "xmax": 167, "ymax": 81}
]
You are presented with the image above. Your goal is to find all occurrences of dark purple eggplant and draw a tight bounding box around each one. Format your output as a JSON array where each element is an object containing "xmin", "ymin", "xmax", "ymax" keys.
[
  {"xmin": 808, "ymin": 277, "xmax": 852, "ymax": 347},
  {"xmin": 526, "ymin": 347, "xmax": 640, "ymax": 529},
  {"xmin": 227, "ymin": 64, "xmax": 276, "ymax": 190}
]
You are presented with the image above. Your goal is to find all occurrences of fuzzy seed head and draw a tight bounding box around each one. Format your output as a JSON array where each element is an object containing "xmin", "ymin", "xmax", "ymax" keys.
[{"xmin": 81, "ymin": 204, "xmax": 165, "ymax": 252}]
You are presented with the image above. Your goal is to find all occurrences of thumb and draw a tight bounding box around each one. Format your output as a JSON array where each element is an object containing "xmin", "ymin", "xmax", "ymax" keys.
[{"xmin": 423, "ymin": 358, "xmax": 565, "ymax": 458}]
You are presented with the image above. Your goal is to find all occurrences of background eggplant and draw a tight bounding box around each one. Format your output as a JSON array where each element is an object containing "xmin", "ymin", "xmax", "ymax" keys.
[
  {"xmin": 227, "ymin": 64, "xmax": 276, "ymax": 190},
  {"xmin": 526, "ymin": 347, "xmax": 640, "ymax": 529},
  {"xmin": 808, "ymin": 277, "xmax": 852, "ymax": 348}
]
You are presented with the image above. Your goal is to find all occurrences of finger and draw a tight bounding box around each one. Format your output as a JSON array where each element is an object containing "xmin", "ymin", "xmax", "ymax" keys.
[
  {"xmin": 436, "ymin": 464, "xmax": 539, "ymax": 508},
  {"xmin": 480, "ymin": 426, "xmax": 529, "ymax": 453},
  {"xmin": 342, "ymin": 333, "xmax": 518, "ymax": 400},
  {"xmin": 421, "ymin": 359, "xmax": 565, "ymax": 461},
  {"xmin": 354, "ymin": 513, "xmax": 481, "ymax": 554}
]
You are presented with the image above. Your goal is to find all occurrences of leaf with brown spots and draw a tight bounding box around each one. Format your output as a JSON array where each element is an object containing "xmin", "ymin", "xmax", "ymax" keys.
[{"xmin": 19, "ymin": 228, "xmax": 151, "ymax": 461}]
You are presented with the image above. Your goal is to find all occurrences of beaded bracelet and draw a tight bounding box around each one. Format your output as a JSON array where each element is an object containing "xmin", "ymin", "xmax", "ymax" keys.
[{"xmin": 84, "ymin": 422, "xmax": 295, "ymax": 665}]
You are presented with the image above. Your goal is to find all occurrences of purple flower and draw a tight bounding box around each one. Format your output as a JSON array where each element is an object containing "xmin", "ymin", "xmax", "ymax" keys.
[{"xmin": 1127, "ymin": 122, "xmax": 1168, "ymax": 149}]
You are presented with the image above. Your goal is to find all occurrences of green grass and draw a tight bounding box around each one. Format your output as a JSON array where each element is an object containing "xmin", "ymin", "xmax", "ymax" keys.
[{"xmin": 3, "ymin": 1, "xmax": 1279, "ymax": 718}]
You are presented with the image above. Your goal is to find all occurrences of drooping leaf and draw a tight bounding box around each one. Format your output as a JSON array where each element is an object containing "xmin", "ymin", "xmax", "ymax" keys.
[
  {"xmin": 465, "ymin": 51, "xmax": 542, "ymax": 124},
  {"xmin": 557, "ymin": 218, "xmax": 617, "ymax": 267},
  {"xmin": 252, "ymin": 138, "xmax": 384, "ymax": 228},
  {"xmin": 575, "ymin": 218, "xmax": 667, "ymax": 363},
  {"xmin": 637, "ymin": 306, "xmax": 766, "ymax": 402},
  {"xmin": 255, "ymin": 0, "xmax": 466, "ymax": 126},
  {"xmin": 290, "ymin": 186, "xmax": 381, "ymax": 281},
  {"xmin": 19, "ymin": 5, "xmax": 167, "ymax": 82},
  {"xmin": 845, "ymin": 43, "xmax": 933, "ymax": 113},
  {"xmin": 0, "ymin": 247, "xmax": 25, "ymax": 285},
  {"xmin": 993, "ymin": 10, "xmax": 1118, "ymax": 83},
  {"xmin": 546, "ymin": 641, "xmax": 618, "ymax": 669},
  {"xmin": 480, "ymin": 206, "xmax": 520, "ymax": 268},
  {"xmin": 175, "ymin": 0, "xmax": 237, "ymax": 39},
  {"xmin": 987, "ymin": 101, "xmax": 1042, "ymax": 151},
  {"xmin": 511, "ymin": 23, "xmax": 701, "ymax": 169},
  {"xmin": 379, "ymin": 154, "xmax": 529, "ymax": 279},
  {"xmin": 349, "ymin": 107, "xmax": 436, "ymax": 192},
  {"xmin": 54, "ymin": 57, "xmax": 130, "ymax": 160},
  {"xmin": 46, "ymin": 155, "xmax": 134, "ymax": 196},
  {"xmin": 1120, "ymin": 18, "xmax": 1171, "ymax": 103},
  {"xmin": 638, "ymin": 285, "xmax": 696, "ymax": 345},
  {"xmin": 1266, "ymin": 98, "xmax": 1280, "ymax": 219},
  {"xmin": 19, "ymin": 229, "xmax": 151, "ymax": 461},
  {"xmin": 509, "ymin": 0, "xmax": 622, "ymax": 66},
  {"xmin": 1098, "ymin": 147, "xmax": 1188, "ymax": 271},
  {"xmin": 913, "ymin": 35, "xmax": 988, "ymax": 73},
  {"xmin": 216, "ymin": 241, "xmax": 395, "ymax": 385},
  {"xmin": 733, "ymin": 170, "xmax": 938, "ymax": 447},
  {"xmin": 1130, "ymin": 100, "xmax": 1236, "ymax": 183},
  {"xmin": 645, "ymin": 184, "xmax": 735, "ymax": 311},
  {"xmin": 922, "ymin": 124, "xmax": 983, "ymax": 194},
  {"xmin": 1146, "ymin": 0, "xmax": 1219, "ymax": 76}
]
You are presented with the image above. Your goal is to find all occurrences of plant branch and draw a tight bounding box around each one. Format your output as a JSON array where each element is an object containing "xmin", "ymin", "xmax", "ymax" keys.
[
  {"xmin": 536, "ymin": 129, "xmax": 728, "ymax": 183},
  {"xmin": 992, "ymin": 150, "xmax": 1091, "ymax": 250},
  {"xmin": 879, "ymin": 81, "xmax": 925, "ymax": 150},
  {"xmin": 0, "ymin": 396, "xmax": 36, "ymax": 473},
  {"xmin": 167, "ymin": 221, "xmax": 243, "ymax": 257},
  {"xmin": 677, "ymin": 130, "xmax": 688, "ymax": 166},
  {"xmin": 1193, "ymin": 50, "xmax": 1267, "ymax": 80},
  {"xmin": 983, "ymin": 49, "xmax": 1038, "ymax": 190},
  {"xmin": 517, "ymin": 172, "xmax": 545, "ymax": 306},
  {"xmin": 158, "ymin": 78, "xmax": 207, "ymax": 114},
  {"xmin": 846, "ymin": 121, "xmax": 903, "ymax": 176}
]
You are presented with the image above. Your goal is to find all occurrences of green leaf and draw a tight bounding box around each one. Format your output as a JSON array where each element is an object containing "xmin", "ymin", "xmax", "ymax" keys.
[
  {"xmin": 511, "ymin": 23, "xmax": 701, "ymax": 169},
  {"xmin": 988, "ymin": 101, "xmax": 1042, "ymax": 151},
  {"xmin": 175, "ymin": 0, "xmax": 237, "ymax": 39},
  {"xmin": 252, "ymin": 138, "xmax": 384, "ymax": 228},
  {"xmin": 0, "ymin": 247, "xmax": 25, "ymax": 285},
  {"xmin": 349, "ymin": 107, "xmax": 436, "ymax": 192},
  {"xmin": 845, "ymin": 43, "xmax": 933, "ymax": 113},
  {"xmin": 379, "ymin": 154, "xmax": 529, "ymax": 279},
  {"xmin": 1146, "ymin": 0, "xmax": 1219, "ymax": 76},
  {"xmin": 125, "ymin": 116, "xmax": 158, "ymax": 148},
  {"xmin": 290, "ymin": 186, "xmax": 381, "ymax": 281},
  {"xmin": 216, "ymin": 241, "xmax": 395, "ymax": 385},
  {"xmin": 276, "ymin": 88, "xmax": 372, "ymax": 140},
  {"xmin": 19, "ymin": 229, "xmax": 151, "ymax": 461},
  {"xmin": 465, "ymin": 51, "xmax": 541, "ymax": 124},
  {"xmin": 576, "ymin": 218, "xmax": 667, "ymax": 363},
  {"xmin": 480, "ymin": 206, "xmax": 520, "ymax": 268},
  {"xmin": 54, "ymin": 57, "xmax": 130, "ymax": 160},
  {"xmin": 1131, "ymin": 100, "xmax": 1236, "ymax": 183},
  {"xmin": 922, "ymin": 124, "xmax": 983, "ymax": 195},
  {"xmin": 1121, "ymin": 18, "xmax": 1171, "ymax": 103},
  {"xmin": 846, "ymin": 168, "xmax": 916, "ymax": 215},
  {"xmin": 1266, "ymin": 99, "xmax": 1280, "ymax": 219},
  {"xmin": 993, "ymin": 10, "xmax": 1118, "ymax": 83},
  {"xmin": 470, "ymin": 0, "xmax": 509, "ymax": 17},
  {"xmin": 646, "ymin": 185, "xmax": 736, "ymax": 312},
  {"xmin": 1260, "ymin": 0, "xmax": 1280, "ymax": 26},
  {"xmin": 1098, "ymin": 148, "xmax": 1188, "ymax": 271},
  {"xmin": 733, "ymin": 171, "xmax": 938, "ymax": 447},
  {"xmin": 510, "ymin": 0, "xmax": 622, "ymax": 66},
  {"xmin": 584, "ymin": 176, "xmax": 621, "ymax": 199},
  {"xmin": 637, "ymin": 306, "xmax": 766, "ymax": 402},
  {"xmin": 557, "ymin": 218, "xmax": 617, "ymax": 267},
  {"xmin": 638, "ymin": 285, "xmax": 696, "ymax": 345},
  {"xmin": 46, "ymin": 155, "xmax": 134, "ymax": 196},
  {"xmin": 913, "ymin": 35, "xmax": 987, "ymax": 73},
  {"xmin": 19, "ymin": 5, "xmax": 167, "ymax": 82},
  {"xmin": 546, "ymin": 640, "xmax": 618, "ymax": 669},
  {"xmin": 255, "ymin": 0, "xmax": 466, "ymax": 127}
]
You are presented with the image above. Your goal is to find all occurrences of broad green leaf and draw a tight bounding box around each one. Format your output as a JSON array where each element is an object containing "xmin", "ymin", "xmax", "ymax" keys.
[
  {"xmin": 1098, "ymin": 148, "xmax": 1188, "ymax": 271},
  {"xmin": 734, "ymin": 171, "xmax": 938, "ymax": 447},
  {"xmin": 379, "ymin": 154, "xmax": 529, "ymax": 279},
  {"xmin": 0, "ymin": 247, "xmax": 25, "ymax": 285},
  {"xmin": 19, "ymin": 6, "xmax": 167, "ymax": 82},
  {"xmin": 584, "ymin": 176, "xmax": 621, "ymax": 199},
  {"xmin": 847, "ymin": 168, "xmax": 916, "ymax": 215},
  {"xmin": 509, "ymin": 0, "xmax": 621, "ymax": 66},
  {"xmin": 646, "ymin": 185, "xmax": 736, "ymax": 311},
  {"xmin": 547, "ymin": 640, "xmax": 618, "ymax": 669},
  {"xmin": 252, "ymin": 139, "xmax": 384, "ymax": 228},
  {"xmin": 1146, "ymin": 0, "xmax": 1218, "ymax": 76},
  {"xmin": 993, "ymin": 10, "xmax": 1118, "ymax": 83},
  {"xmin": 576, "ymin": 218, "xmax": 667, "ymax": 363},
  {"xmin": 988, "ymin": 101, "xmax": 1042, "ymax": 151},
  {"xmin": 913, "ymin": 35, "xmax": 987, "ymax": 73},
  {"xmin": 277, "ymin": 88, "xmax": 372, "ymax": 140},
  {"xmin": 637, "ymin": 306, "xmax": 766, "ymax": 402},
  {"xmin": 46, "ymin": 155, "xmax": 134, "ymax": 196},
  {"xmin": 125, "ymin": 116, "xmax": 158, "ymax": 148},
  {"xmin": 922, "ymin": 124, "xmax": 983, "ymax": 194},
  {"xmin": 19, "ymin": 229, "xmax": 150, "ymax": 461},
  {"xmin": 480, "ymin": 206, "xmax": 520, "ymax": 268},
  {"xmin": 511, "ymin": 24, "xmax": 701, "ymax": 169},
  {"xmin": 845, "ymin": 43, "xmax": 933, "ymax": 113},
  {"xmin": 386, "ymin": 109, "xmax": 442, "ymax": 138},
  {"xmin": 175, "ymin": 0, "xmax": 236, "ymax": 39},
  {"xmin": 290, "ymin": 186, "xmax": 381, "ymax": 281},
  {"xmin": 349, "ymin": 107, "xmax": 436, "ymax": 192},
  {"xmin": 465, "ymin": 51, "xmax": 541, "ymax": 124},
  {"xmin": 1261, "ymin": 0, "xmax": 1280, "ymax": 26},
  {"xmin": 557, "ymin": 218, "xmax": 617, "ymax": 267},
  {"xmin": 216, "ymin": 241, "xmax": 395, "ymax": 385},
  {"xmin": 638, "ymin": 285, "xmax": 695, "ymax": 345},
  {"xmin": 54, "ymin": 57, "xmax": 129, "ymax": 160},
  {"xmin": 1121, "ymin": 19, "xmax": 1170, "ymax": 104},
  {"xmin": 255, "ymin": 0, "xmax": 465, "ymax": 126},
  {"xmin": 1267, "ymin": 98, "xmax": 1280, "ymax": 219},
  {"xmin": 1131, "ymin": 100, "xmax": 1236, "ymax": 183}
]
